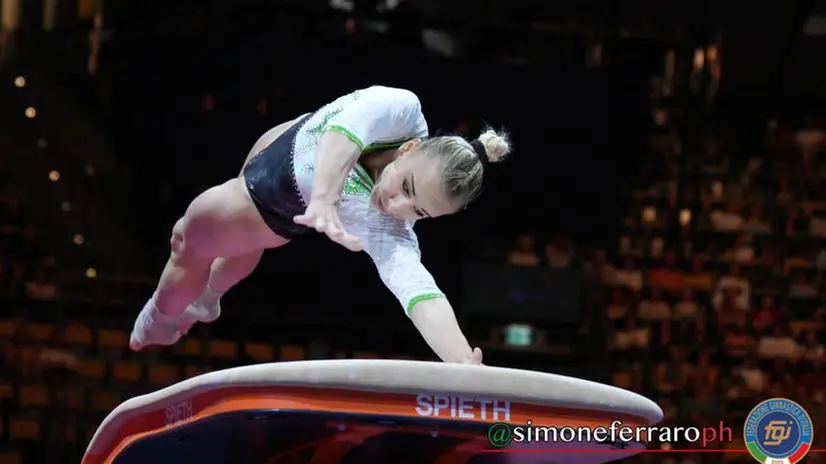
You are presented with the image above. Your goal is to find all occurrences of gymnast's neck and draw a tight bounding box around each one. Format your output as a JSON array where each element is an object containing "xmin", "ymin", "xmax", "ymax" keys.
[{"xmin": 359, "ymin": 149, "xmax": 397, "ymax": 181}]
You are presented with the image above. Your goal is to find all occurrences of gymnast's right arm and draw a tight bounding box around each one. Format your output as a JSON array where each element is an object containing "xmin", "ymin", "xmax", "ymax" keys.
[
  {"xmin": 309, "ymin": 86, "xmax": 426, "ymax": 202},
  {"xmin": 295, "ymin": 86, "xmax": 427, "ymax": 250}
]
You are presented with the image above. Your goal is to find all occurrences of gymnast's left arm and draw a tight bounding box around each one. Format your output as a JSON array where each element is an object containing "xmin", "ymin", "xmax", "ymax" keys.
[
  {"xmin": 353, "ymin": 218, "xmax": 479, "ymax": 364},
  {"xmin": 408, "ymin": 296, "xmax": 481, "ymax": 364}
]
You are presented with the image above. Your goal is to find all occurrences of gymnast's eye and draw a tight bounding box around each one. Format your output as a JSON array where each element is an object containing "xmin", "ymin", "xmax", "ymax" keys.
[{"xmin": 402, "ymin": 179, "xmax": 410, "ymax": 196}]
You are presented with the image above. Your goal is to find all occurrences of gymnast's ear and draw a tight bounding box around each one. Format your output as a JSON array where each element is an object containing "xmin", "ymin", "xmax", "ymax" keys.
[{"xmin": 397, "ymin": 138, "xmax": 422, "ymax": 156}]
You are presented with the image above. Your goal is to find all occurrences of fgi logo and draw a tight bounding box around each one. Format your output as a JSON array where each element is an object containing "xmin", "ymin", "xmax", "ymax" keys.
[{"xmin": 744, "ymin": 398, "xmax": 813, "ymax": 464}]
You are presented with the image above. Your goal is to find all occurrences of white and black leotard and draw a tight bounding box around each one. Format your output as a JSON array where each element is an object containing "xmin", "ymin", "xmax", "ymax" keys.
[{"xmin": 243, "ymin": 86, "xmax": 445, "ymax": 315}]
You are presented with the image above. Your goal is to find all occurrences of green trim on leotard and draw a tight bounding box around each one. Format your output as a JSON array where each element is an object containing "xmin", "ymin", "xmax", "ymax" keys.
[
  {"xmin": 406, "ymin": 293, "xmax": 446, "ymax": 315},
  {"xmin": 326, "ymin": 125, "xmax": 365, "ymax": 149}
]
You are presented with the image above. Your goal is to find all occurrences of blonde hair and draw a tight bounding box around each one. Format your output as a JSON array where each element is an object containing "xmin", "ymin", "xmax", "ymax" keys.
[{"xmin": 417, "ymin": 128, "xmax": 511, "ymax": 207}]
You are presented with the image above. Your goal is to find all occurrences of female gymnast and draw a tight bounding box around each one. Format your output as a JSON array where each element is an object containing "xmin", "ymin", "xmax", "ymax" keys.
[{"xmin": 129, "ymin": 85, "xmax": 510, "ymax": 365}]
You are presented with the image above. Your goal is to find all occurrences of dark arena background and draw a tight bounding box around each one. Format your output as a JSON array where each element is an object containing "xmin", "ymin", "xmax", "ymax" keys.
[{"xmin": 1, "ymin": 0, "xmax": 826, "ymax": 463}]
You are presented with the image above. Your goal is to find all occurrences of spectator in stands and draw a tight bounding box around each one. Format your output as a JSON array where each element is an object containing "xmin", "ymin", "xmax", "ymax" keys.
[
  {"xmin": 691, "ymin": 350, "xmax": 719, "ymax": 387},
  {"xmin": 638, "ymin": 286, "xmax": 671, "ymax": 320},
  {"xmin": 799, "ymin": 330, "xmax": 824, "ymax": 362},
  {"xmin": 709, "ymin": 201, "xmax": 743, "ymax": 231},
  {"xmin": 752, "ymin": 296, "xmax": 778, "ymax": 334},
  {"xmin": 795, "ymin": 116, "xmax": 825, "ymax": 161},
  {"xmin": 737, "ymin": 356, "xmax": 765, "ymax": 392},
  {"xmin": 722, "ymin": 322, "xmax": 755, "ymax": 359},
  {"xmin": 506, "ymin": 234, "xmax": 539, "ymax": 267},
  {"xmin": 584, "ymin": 249, "xmax": 615, "ymax": 284},
  {"xmin": 650, "ymin": 251, "xmax": 684, "ymax": 294},
  {"xmin": 39, "ymin": 327, "xmax": 79, "ymax": 385},
  {"xmin": 757, "ymin": 324, "xmax": 798, "ymax": 359},
  {"xmin": 683, "ymin": 257, "xmax": 713, "ymax": 292},
  {"xmin": 743, "ymin": 203, "xmax": 772, "ymax": 234},
  {"xmin": 723, "ymin": 233, "xmax": 753, "ymax": 263},
  {"xmin": 5, "ymin": 323, "xmax": 43, "ymax": 381},
  {"xmin": 713, "ymin": 263, "xmax": 749, "ymax": 311},
  {"xmin": 653, "ymin": 346, "xmax": 690, "ymax": 393},
  {"xmin": 612, "ymin": 315, "xmax": 649, "ymax": 351},
  {"xmin": 716, "ymin": 292, "xmax": 746, "ymax": 326},
  {"xmin": 776, "ymin": 176, "xmax": 794, "ymax": 209},
  {"xmin": 811, "ymin": 212, "xmax": 826, "ymax": 238},
  {"xmin": 614, "ymin": 257, "xmax": 643, "ymax": 291},
  {"xmin": 25, "ymin": 267, "xmax": 57, "ymax": 301},
  {"xmin": 607, "ymin": 288, "xmax": 630, "ymax": 320},
  {"xmin": 673, "ymin": 288, "xmax": 700, "ymax": 320},
  {"xmin": 544, "ymin": 234, "xmax": 576, "ymax": 269},
  {"xmin": 789, "ymin": 269, "xmax": 817, "ymax": 299}
]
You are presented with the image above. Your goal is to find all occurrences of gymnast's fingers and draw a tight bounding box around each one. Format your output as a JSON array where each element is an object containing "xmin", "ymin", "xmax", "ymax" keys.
[
  {"xmin": 293, "ymin": 213, "xmax": 311, "ymax": 226},
  {"xmin": 345, "ymin": 233, "xmax": 364, "ymax": 251},
  {"xmin": 325, "ymin": 214, "xmax": 342, "ymax": 238},
  {"xmin": 334, "ymin": 231, "xmax": 362, "ymax": 252},
  {"xmin": 314, "ymin": 216, "xmax": 327, "ymax": 233},
  {"xmin": 333, "ymin": 222, "xmax": 363, "ymax": 251}
]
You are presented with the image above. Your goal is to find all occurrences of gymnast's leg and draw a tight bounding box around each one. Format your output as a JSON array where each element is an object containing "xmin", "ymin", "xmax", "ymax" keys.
[
  {"xmin": 130, "ymin": 179, "xmax": 287, "ymax": 350},
  {"xmin": 178, "ymin": 120, "xmax": 299, "ymax": 327},
  {"xmin": 182, "ymin": 250, "xmax": 265, "ymax": 326}
]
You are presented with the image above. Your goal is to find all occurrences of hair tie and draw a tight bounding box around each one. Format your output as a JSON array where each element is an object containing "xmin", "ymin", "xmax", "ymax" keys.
[{"xmin": 469, "ymin": 139, "xmax": 489, "ymax": 165}]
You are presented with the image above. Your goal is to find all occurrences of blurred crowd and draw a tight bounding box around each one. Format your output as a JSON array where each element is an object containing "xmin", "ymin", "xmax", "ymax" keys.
[
  {"xmin": 3, "ymin": 107, "xmax": 824, "ymax": 463},
  {"xmin": 0, "ymin": 2, "xmax": 823, "ymax": 462},
  {"xmin": 507, "ymin": 115, "xmax": 826, "ymax": 462},
  {"xmin": 0, "ymin": 163, "xmax": 58, "ymax": 304}
]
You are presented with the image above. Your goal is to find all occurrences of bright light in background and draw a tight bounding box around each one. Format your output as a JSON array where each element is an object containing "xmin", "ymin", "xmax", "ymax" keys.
[
  {"xmin": 693, "ymin": 48, "xmax": 704, "ymax": 70},
  {"xmin": 642, "ymin": 206, "xmax": 657, "ymax": 223},
  {"xmin": 25, "ymin": 107, "xmax": 36, "ymax": 118},
  {"xmin": 14, "ymin": 76, "xmax": 25, "ymax": 87},
  {"xmin": 85, "ymin": 268, "xmax": 97, "ymax": 279},
  {"xmin": 61, "ymin": 201, "xmax": 72, "ymax": 212},
  {"xmin": 706, "ymin": 45, "xmax": 718, "ymax": 62},
  {"xmin": 680, "ymin": 209, "xmax": 692, "ymax": 225},
  {"xmin": 48, "ymin": 170, "xmax": 60, "ymax": 181},
  {"xmin": 73, "ymin": 234, "xmax": 84, "ymax": 245}
]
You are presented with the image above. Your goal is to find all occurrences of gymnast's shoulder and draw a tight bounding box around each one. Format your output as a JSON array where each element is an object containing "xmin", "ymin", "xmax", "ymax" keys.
[{"xmin": 353, "ymin": 85, "xmax": 422, "ymax": 109}]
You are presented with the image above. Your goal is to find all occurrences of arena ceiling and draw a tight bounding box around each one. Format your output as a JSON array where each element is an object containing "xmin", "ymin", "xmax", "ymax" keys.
[
  {"xmin": 404, "ymin": 0, "xmax": 826, "ymax": 100},
  {"xmin": 715, "ymin": 0, "xmax": 826, "ymax": 100}
]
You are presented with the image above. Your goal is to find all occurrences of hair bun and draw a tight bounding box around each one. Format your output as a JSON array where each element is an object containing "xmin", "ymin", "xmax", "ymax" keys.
[{"xmin": 477, "ymin": 129, "xmax": 511, "ymax": 163}]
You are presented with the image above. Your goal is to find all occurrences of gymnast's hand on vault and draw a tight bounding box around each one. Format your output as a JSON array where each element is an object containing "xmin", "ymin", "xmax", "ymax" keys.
[
  {"xmin": 294, "ymin": 201, "xmax": 364, "ymax": 252},
  {"xmin": 462, "ymin": 347, "xmax": 484, "ymax": 365}
]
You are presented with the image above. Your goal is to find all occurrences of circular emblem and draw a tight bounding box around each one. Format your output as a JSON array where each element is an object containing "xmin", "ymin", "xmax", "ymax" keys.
[{"xmin": 744, "ymin": 398, "xmax": 813, "ymax": 463}]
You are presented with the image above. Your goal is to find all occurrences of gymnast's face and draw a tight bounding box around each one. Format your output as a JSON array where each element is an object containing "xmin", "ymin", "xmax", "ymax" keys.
[{"xmin": 371, "ymin": 140, "xmax": 456, "ymax": 221}]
